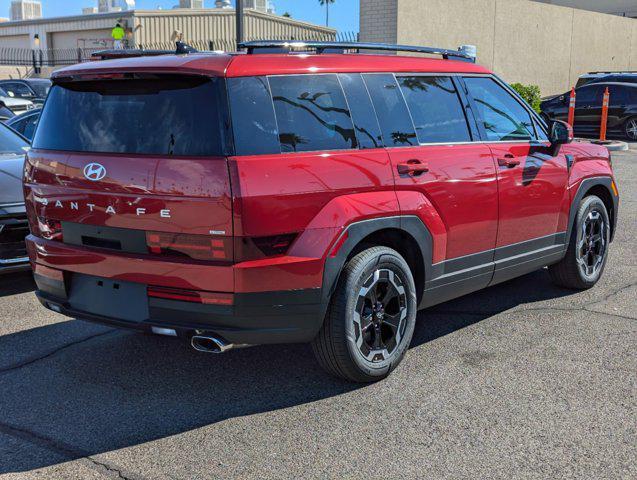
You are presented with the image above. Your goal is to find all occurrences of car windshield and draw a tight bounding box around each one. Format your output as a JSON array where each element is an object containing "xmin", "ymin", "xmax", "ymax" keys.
[
  {"xmin": 0, "ymin": 123, "xmax": 28, "ymax": 155},
  {"xmin": 0, "ymin": 87, "xmax": 9, "ymax": 97}
]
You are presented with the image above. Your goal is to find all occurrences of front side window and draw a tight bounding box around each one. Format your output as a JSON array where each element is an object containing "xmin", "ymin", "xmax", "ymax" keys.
[
  {"xmin": 398, "ymin": 76, "xmax": 471, "ymax": 143},
  {"xmin": 268, "ymin": 74, "xmax": 357, "ymax": 153},
  {"xmin": 33, "ymin": 75, "xmax": 229, "ymax": 156},
  {"xmin": 464, "ymin": 77, "xmax": 535, "ymax": 142}
]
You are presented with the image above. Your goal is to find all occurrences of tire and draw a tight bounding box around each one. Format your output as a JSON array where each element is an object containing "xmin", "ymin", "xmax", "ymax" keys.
[
  {"xmin": 548, "ymin": 195, "xmax": 610, "ymax": 289},
  {"xmin": 311, "ymin": 246, "xmax": 417, "ymax": 382},
  {"xmin": 624, "ymin": 116, "xmax": 637, "ymax": 141}
]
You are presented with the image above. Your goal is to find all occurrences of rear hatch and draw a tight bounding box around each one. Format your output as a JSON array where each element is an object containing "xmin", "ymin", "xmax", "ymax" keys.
[{"xmin": 24, "ymin": 73, "xmax": 235, "ymax": 293}]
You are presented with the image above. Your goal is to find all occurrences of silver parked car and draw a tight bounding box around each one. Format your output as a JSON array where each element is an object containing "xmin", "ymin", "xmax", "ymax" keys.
[
  {"xmin": 0, "ymin": 123, "xmax": 30, "ymax": 273},
  {"xmin": 0, "ymin": 86, "xmax": 35, "ymax": 121}
]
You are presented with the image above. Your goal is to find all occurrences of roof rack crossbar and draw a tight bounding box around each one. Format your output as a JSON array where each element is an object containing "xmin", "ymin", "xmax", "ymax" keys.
[{"xmin": 238, "ymin": 40, "xmax": 474, "ymax": 62}]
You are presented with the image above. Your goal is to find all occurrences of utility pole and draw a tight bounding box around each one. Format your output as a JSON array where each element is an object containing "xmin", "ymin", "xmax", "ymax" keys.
[{"xmin": 236, "ymin": 0, "xmax": 244, "ymax": 51}]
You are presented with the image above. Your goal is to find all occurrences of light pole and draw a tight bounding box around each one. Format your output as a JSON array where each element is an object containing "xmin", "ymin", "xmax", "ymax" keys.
[{"xmin": 236, "ymin": 0, "xmax": 244, "ymax": 51}]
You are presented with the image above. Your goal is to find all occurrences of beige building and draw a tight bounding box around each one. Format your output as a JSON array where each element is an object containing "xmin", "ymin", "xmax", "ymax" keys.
[
  {"xmin": 0, "ymin": 8, "xmax": 335, "ymax": 51},
  {"xmin": 360, "ymin": 0, "xmax": 637, "ymax": 95}
]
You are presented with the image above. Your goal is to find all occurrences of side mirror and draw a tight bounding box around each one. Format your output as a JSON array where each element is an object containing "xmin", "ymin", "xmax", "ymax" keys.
[{"xmin": 549, "ymin": 120, "xmax": 573, "ymax": 156}]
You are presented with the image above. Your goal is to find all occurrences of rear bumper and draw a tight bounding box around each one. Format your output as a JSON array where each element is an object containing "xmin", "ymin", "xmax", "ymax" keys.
[
  {"xmin": 35, "ymin": 283, "xmax": 325, "ymax": 345},
  {"xmin": 29, "ymin": 233, "xmax": 327, "ymax": 345}
]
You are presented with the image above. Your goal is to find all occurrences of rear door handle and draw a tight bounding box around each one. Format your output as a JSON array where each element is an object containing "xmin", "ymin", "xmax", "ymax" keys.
[
  {"xmin": 397, "ymin": 159, "xmax": 429, "ymax": 176},
  {"xmin": 497, "ymin": 154, "xmax": 520, "ymax": 168}
]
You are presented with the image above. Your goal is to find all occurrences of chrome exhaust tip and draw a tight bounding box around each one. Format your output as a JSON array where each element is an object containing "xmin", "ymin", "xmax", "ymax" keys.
[{"xmin": 191, "ymin": 334, "xmax": 233, "ymax": 354}]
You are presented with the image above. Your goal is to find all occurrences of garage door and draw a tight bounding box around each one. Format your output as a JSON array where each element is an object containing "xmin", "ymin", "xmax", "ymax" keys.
[
  {"xmin": 50, "ymin": 29, "xmax": 114, "ymax": 49},
  {"xmin": 0, "ymin": 35, "xmax": 30, "ymax": 49}
]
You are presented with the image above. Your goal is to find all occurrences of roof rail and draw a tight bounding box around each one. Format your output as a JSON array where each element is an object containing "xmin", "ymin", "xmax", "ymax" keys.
[
  {"xmin": 238, "ymin": 40, "xmax": 475, "ymax": 62},
  {"xmin": 586, "ymin": 71, "xmax": 637, "ymax": 75},
  {"xmin": 91, "ymin": 41, "xmax": 199, "ymax": 61}
]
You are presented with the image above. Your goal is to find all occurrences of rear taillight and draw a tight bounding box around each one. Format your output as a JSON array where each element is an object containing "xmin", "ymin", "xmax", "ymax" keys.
[
  {"xmin": 147, "ymin": 286, "xmax": 233, "ymax": 305},
  {"xmin": 146, "ymin": 232, "xmax": 232, "ymax": 262},
  {"xmin": 36, "ymin": 217, "xmax": 63, "ymax": 241},
  {"xmin": 234, "ymin": 234, "xmax": 297, "ymax": 262}
]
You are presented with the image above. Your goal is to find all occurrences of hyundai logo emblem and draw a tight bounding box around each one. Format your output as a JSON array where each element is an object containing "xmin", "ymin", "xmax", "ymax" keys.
[{"xmin": 83, "ymin": 163, "xmax": 107, "ymax": 182}]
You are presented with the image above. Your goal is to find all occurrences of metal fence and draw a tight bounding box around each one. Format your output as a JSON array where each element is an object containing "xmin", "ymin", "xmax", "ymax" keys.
[{"xmin": 0, "ymin": 31, "xmax": 359, "ymax": 68}]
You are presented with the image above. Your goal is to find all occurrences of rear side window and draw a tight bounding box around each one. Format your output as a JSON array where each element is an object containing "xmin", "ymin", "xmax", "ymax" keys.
[
  {"xmin": 464, "ymin": 77, "xmax": 535, "ymax": 142},
  {"xmin": 268, "ymin": 74, "xmax": 357, "ymax": 153},
  {"xmin": 363, "ymin": 74, "xmax": 417, "ymax": 147},
  {"xmin": 398, "ymin": 76, "xmax": 471, "ymax": 143},
  {"xmin": 576, "ymin": 84, "xmax": 602, "ymax": 104},
  {"xmin": 33, "ymin": 76, "xmax": 229, "ymax": 156},
  {"xmin": 228, "ymin": 76, "xmax": 280, "ymax": 156}
]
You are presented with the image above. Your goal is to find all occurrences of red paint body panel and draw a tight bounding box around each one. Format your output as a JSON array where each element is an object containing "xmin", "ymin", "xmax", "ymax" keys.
[
  {"xmin": 229, "ymin": 149, "xmax": 396, "ymax": 237},
  {"xmin": 24, "ymin": 150, "xmax": 233, "ymax": 235},
  {"xmin": 224, "ymin": 54, "xmax": 490, "ymax": 78},
  {"xmin": 53, "ymin": 53, "xmax": 490, "ymax": 81},
  {"xmin": 389, "ymin": 144, "xmax": 499, "ymax": 261},
  {"xmin": 488, "ymin": 142, "xmax": 568, "ymax": 247}
]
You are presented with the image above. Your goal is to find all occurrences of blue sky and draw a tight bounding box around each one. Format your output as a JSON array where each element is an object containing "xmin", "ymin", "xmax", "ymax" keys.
[{"xmin": 0, "ymin": 0, "xmax": 359, "ymax": 32}]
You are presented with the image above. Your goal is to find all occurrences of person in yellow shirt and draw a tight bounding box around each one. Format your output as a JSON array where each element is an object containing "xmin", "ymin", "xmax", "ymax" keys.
[{"xmin": 111, "ymin": 23, "xmax": 125, "ymax": 49}]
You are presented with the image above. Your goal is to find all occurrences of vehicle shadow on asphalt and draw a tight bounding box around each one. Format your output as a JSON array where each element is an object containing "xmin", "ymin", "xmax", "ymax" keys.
[
  {"xmin": 0, "ymin": 270, "xmax": 35, "ymax": 298},
  {"xmin": 0, "ymin": 269, "xmax": 575, "ymax": 474}
]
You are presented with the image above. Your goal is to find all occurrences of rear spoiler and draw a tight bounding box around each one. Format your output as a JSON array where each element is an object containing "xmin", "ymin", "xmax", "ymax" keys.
[{"xmin": 91, "ymin": 42, "xmax": 198, "ymax": 61}]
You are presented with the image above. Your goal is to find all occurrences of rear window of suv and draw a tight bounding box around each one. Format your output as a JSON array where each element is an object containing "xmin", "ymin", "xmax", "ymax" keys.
[{"xmin": 32, "ymin": 75, "xmax": 230, "ymax": 156}]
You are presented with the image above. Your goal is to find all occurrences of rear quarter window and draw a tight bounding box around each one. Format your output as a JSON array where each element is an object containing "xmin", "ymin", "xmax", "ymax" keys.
[
  {"xmin": 268, "ymin": 74, "xmax": 358, "ymax": 153},
  {"xmin": 33, "ymin": 75, "xmax": 230, "ymax": 156}
]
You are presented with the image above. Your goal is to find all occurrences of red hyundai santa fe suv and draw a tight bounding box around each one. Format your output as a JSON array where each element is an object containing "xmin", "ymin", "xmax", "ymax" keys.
[{"xmin": 23, "ymin": 41, "xmax": 619, "ymax": 382}]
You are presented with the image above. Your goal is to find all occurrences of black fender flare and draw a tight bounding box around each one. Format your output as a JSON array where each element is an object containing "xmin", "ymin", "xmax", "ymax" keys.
[
  {"xmin": 320, "ymin": 215, "xmax": 433, "ymax": 309},
  {"xmin": 565, "ymin": 176, "xmax": 618, "ymax": 248}
]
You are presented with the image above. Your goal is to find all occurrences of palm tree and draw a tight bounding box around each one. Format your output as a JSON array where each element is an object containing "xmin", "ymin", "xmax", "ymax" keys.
[{"xmin": 319, "ymin": 0, "xmax": 336, "ymax": 27}]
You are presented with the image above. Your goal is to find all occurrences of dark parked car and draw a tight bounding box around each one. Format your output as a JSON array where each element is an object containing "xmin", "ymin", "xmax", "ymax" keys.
[
  {"xmin": 6, "ymin": 109, "xmax": 40, "ymax": 141},
  {"xmin": 586, "ymin": 74, "xmax": 637, "ymax": 86},
  {"xmin": 0, "ymin": 123, "xmax": 30, "ymax": 274},
  {"xmin": 0, "ymin": 78, "xmax": 51, "ymax": 106},
  {"xmin": 575, "ymin": 71, "xmax": 637, "ymax": 88},
  {"xmin": 541, "ymin": 81, "xmax": 637, "ymax": 140}
]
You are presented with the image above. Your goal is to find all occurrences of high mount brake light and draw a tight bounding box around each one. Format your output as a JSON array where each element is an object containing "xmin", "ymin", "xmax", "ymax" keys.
[
  {"xmin": 147, "ymin": 286, "xmax": 233, "ymax": 305},
  {"xmin": 146, "ymin": 232, "xmax": 232, "ymax": 262}
]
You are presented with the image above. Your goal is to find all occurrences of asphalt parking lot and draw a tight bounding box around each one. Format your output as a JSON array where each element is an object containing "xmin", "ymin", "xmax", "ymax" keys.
[{"xmin": 0, "ymin": 147, "xmax": 635, "ymax": 480}]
